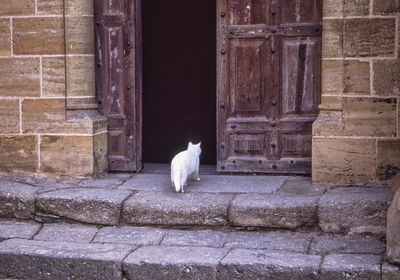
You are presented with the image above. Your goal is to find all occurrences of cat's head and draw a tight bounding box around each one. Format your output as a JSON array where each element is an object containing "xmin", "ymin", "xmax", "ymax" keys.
[{"xmin": 188, "ymin": 142, "xmax": 202, "ymax": 155}]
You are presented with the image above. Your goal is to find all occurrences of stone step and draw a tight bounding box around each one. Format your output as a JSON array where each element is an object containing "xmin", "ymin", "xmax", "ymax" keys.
[
  {"xmin": 0, "ymin": 174, "xmax": 393, "ymax": 236},
  {"xmin": 0, "ymin": 218, "xmax": 397, "ymax": 280}
]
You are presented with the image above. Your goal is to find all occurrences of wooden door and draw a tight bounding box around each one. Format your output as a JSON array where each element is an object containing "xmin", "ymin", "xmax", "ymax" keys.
[
  {"xmin": 217, "ymin": 0, "xmax": 321, "ymax": 173},
  {"xmin": 94, "ymin": 0, "xmax": 142, "ymax": 171}
]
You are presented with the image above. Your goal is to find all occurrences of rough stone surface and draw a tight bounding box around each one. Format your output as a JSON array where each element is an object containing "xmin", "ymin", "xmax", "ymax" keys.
[
  {"xmin": 0, "ymin": 0, "xmax": 35, "ymax": 16},
  {"xmin": 120, "ymin": 174, "xmax": 286, "ymax": 193},
  {"xmin": 323, "ymin": 0, "xmax": 343, "ymax": 17},
  {"xmin": 34, "ymin": 223, "xmax": 98, "ymax": 243},
  {"xmin": 122, "ymin": 191, "xmax": 233, "ymax": 226},
  {"xmin": 0, "ymin": 181, "xmax": 37, "ymax": 219},
  {"xmin": 387, "ymin": 188, "xmax": 400, "ymax": 264},
  {"xmin": 66, "ymin": 0, "xmax": 94, "ymax": 15},
  {"xmin": 0, "ymin": 220, "xmax": 40, "ymax": 240},
  {"xmin": 66, "ymin": 56, "xmax": 95, "ymax": 96},
  {"xmin": 123, "ymin": 245, "xmax": 228, "ymax": 280},
  {"xmin": 344, "ymin": 0, "xmax": 370, "ymax": 16},
  {"xmin": 374, "ymin": 59, "xmax": 400, "ymax": 96},
  {"xmin": 0, "ymin": 19, "xmax": 10, "ymax": 56},
  {"xmin": 343, "ymin": 18, "xmax": 396, "ymax": 57},
  {"xmin": 382, "ymin": 262, "xmax": 400, "ymax": 280},
  {"xmin": 0, "ymin": 239, "xmax": 133, "ymax": 280},
  {"xmin": 13, "ymin": 17, "xmax": 64, "ymax": 55},
  {"xmin": 342, "ymin": 97, "xmax": 397, "ymax": 137},
  {"xmin": 161, "ymin": 229, "xmax": 226, "ymax": 248},
  {"xmin": 278, "ymin": 176, "xmax": 328, "ymax": 196},
  {"xmin": 0, "ymin": 58, "xmax": 40, "ymax": 97},
  {"xmin": 79, "ymin": 177, "xmax": 123, "ymax": 189},
  {"xmin": 312, "ymin": 138, "xmax": 377, "ymax": 184},
  {"xmin": 319, "ymin": 187, "xmax": 392, "ymax": 235},
  {"xmin": 36, "ymin": 188, "xmax": 132, "ymax": 225},
  {"xmin": 224, "ymin": 231, "xmax": 311, "ymax": 253},
  {"xmin": 0, "ymin": 99, "xmax": 20, "ymax": 133},
  {"xmin": 229, "ymin": 193, "xmax": 318, "ymax": 229},
  {"xmin": 373, "ymin": 0, "xmax": 400, "ymax": 15},
  {"xmin": 322, "ymin": 20, "xmax": 343, "ymax": 58},
  {"xmin": 93, "ymin": 226, "xmax": 165, "ymax": 246},
  {"xmin": 65, "ymin": 17, "xmax": 94, "ymax": 54},
  {"xmin": 42, "ymin": 57, "xmax": 66, "ymax": 97},
  {"xmin": 219, "ymin": 248, "xmax": 321, "ymax": 279},
  {"xmin": 37, "ymin": 0, "xmax": 63, "ymax": 15},
  {"xmin": 320, "ymin": 254, "xmax": 382, "ymax": 280},
  {"xmin": 377, "ymin": 139, "xmax": 400, "ymax": 181},
  {"xmin": 309, "ymin": 235, "xmax": 386, "ymax": 255}
]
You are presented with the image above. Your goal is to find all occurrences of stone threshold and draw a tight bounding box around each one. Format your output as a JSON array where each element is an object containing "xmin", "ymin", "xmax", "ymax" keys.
[
  {"xmin": 0, "ymin": 218, "xmax": 397, "ymax": 280},
  {"xmin": 0, "ymin": 172, "xmax": 393, "ymax": 236}
]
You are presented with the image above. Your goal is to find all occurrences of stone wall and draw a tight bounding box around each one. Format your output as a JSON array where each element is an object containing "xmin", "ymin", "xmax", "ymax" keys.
[
  {"xmin": 313, "ymin": 0, "xmax": 400, "ymax": 184},
  {"xmin": 0, "ymin": 0, "xmax": 107, "ymax": 177}
]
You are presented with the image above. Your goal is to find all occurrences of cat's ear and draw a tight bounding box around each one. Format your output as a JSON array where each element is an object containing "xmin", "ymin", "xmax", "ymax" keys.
[
  {"xmin": 198, "ymin": 142, "xmax": 201, "ymax": 146},
  {"xmin": 188, "ymin": 142, "xmax": 193, "ymax": 147}
]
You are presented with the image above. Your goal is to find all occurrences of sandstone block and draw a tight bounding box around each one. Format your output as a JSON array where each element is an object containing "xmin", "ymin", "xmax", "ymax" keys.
[
  {"xmin": 377, "ymin": 140, "xmax": 400, "ymax": 181},
  {"xmin": 229, "ymin": 193, "xmax": 319, "ymax": 229},
  {"xmin": 34, "ymin": 223, "xmax": 99, "ymax": 243},
  {"xmin": 65, "ymin": 17, "xmax": 94, "ymax": 54},
  {"xmin": 382, "ymin": 262, "xmax": 400, "ymax": 280},
  {"xmin": 123, "ymin": 246, "xmax": 228, "ymax": 280},
  {"xmin": 40, "ymin": 135, "xmax": 93, "ymax": 176},
  {"xmin": 13, "ymin": 17, "xmax": 64, "ymax": 55},
  {"xmin": 373, "ymin": 0, "xmax": 400, "ymax": 15},
  {"xmin": 0, "ymin": 135, "xmax": 38, "ymax": 173},
  {"xmin": 122, "ymin": 191, "xmax": 233, "ymax": 226},
  {"xmin": 94, "ymin": 132, "xmax": 108, "ymax": 174},
  {"xmin": 0, "ymin": 99, "xmax": 19, "ymax": 133},
  {"xmin": 387, "ymin": 188, "xmax": 400, "ymax": 264},
  {"xmin": 0, "ymin": 181, "xmax": 38, "ymax": 219},
  {"xmin": 66, "ymin": 56, "xmax": 95, "ymax": 97},
  {"xmin": 0, "ymin": 0, "xmax": 34, "ymax": 16},
  {"xmin": 343, "ymin": 97, "xmax": 397, "ymax": 137},
  {"xmin": 0, "ymin": 58, "xmax": 40, "ymax": 97},
  {"xmin": 42, "ymin": 57, "xmax": 66, "ymax": 97},
  {"xmin": 218, "ymin": 249, "xmax": 321, "ymax": 280},
  {"xmin": 320, "ymin": 254, "xmax": 382, "ymax": 280},
  {"xmin": 37, "ymin": 0, "xmax": 63, "ymax": 15},
  {"xmin": 374, "ymin": 59, "xmax": 400, "ymax": 96},
  {"xmin": 323, "ymin": 0, "xmax": 343, "ymax": 17},
  {"xmin": 344, "ymin": 18, "xmax": 396, "ymax": 57},
  {"xmin": 0, "ymin": 220, "xmax": 41, "ymax": 240},
  {"xmin": 66, "ymin": 0, "xmax": 94, "ymax": 15},
  {"xmin": 322, "ymin": 20, "xmax": 343, "ymax": 58},
  {"xmin": 319, "ymin": 187, "xmax": 392, "ymax": 235},
  {"xmin": 0, "ymin": 19, "xmax": 10, "ymax": 56},
  {"xmin": 343, "ymin": 60, "xmax": 370, "ymax": 94},
  {"xmin": 322, "ymin": 60, "xmax": 344, "ymax": 95},
  {"xmin": 0, "ymin": 239, "xmax": 132, "ymax": 280},
  {"xmin": 36, "ymin": 188, "xmax": 132, "ymax": 225},
  {"xmin": 94, "ymin": 226, "xmax": 165, "ymax": 246},
  {"xmin": 344, "ymin": 0, "xmax": 370, "ymax": 16},
  {"xmin": 312, "ymin": 138, "xmax": 376, "ymax": 184}
]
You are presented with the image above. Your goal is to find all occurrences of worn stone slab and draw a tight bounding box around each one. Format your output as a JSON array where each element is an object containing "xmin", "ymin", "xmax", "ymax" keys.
[
  {"xmin": 37, "ymin": 188, "xmax": 132, "ymax": 225},
  {"xmin": 93, "ymin": 226, "xmax": 165, "ymax": 246},
  {"xmin": 278, "ymin": 176, "xmax": 329, "ymax": 196},
  {"xmin": 0, "ymin": 220, "xmax": 40, "ymax": 240},
  {"xmin": 119, "ymin": 174, "xmax": 171, "ymax": 191},
  {"xmin": 123, "ymin": 245, "xmax": 228, "ymax": 280},
  {"xmin": 319, "ymin": 187, "xmax": 392, "ymax": 236},
  {"xmin": 382, "ymin": 262, "xmax": 400, "ymax": 280},
  {"xmin": 219, "ymin": 249, "xmax": 321, "ymax": 279},
  {"xmin": 79, "ymin": 177, "xmax": 124, "ymax": 189},
  {"xmin": 320, "ymin": 254, "xmax": 382, "ymax": 280},
  {"xmin": 0, "ymin": 181, "xmax": 38, "ymax": 219},
  {"xmin": 387, "ymin": 188, "xmax": 400, "ymax": 264},
  {"xmin": 122, "ymin": 191, "xmax": 233, "ymax": 226},
  {"xmin": 309, "ymin": 235, "xmax": 386, "ymax": 255},
  {"xmin": 161, "ymin": 229, "xmax": 226, "ymax": 247},
  {"xmin": 34, "ymin": 223, "xmax": 98, "ymax": 243},
  {"xmin": 229, "ymin": 193, "xmax": 318, "ymax": 229},
  {"xmin": 224, "ymin": 231, "xmax": 312, "ymax": 253},
  {"xmin": 0, "ymin": 239, "xmax": 133, "ymax": 280}
]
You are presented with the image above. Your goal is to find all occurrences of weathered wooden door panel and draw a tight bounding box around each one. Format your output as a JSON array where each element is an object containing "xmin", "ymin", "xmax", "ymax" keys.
[
  {"xmin": 95, "ymin": 0, "xmax": 141, "ymax": 171},
  {"xmin": 217, "ymin": 0, "xmax": 321, "ymax": 173}
]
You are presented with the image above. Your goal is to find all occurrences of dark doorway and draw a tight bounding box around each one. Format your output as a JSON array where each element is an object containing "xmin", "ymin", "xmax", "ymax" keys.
[{"xmin": 142, "ymin": 0, "xmax": 217, "ymax": 164}]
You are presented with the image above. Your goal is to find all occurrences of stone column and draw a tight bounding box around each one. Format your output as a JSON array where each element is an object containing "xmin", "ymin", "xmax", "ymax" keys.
[{"xmin": 312, "ymin": 0, "xmax": 400, "ymax": 184}]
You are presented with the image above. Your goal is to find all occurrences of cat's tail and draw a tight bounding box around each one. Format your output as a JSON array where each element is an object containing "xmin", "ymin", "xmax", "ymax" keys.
[{"xmin": 171, "ymin": 167, "xmax": 181, "ymax": 192}]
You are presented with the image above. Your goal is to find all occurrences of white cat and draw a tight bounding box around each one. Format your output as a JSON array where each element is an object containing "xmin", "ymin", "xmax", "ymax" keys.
[{"xmin": 171, "ymin": 142, "xmax": 201, "ymax": 193}]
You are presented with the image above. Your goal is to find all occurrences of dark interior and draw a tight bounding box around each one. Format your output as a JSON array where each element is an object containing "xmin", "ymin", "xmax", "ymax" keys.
[{"xmin": 142, "ymin": 0, "xmax": 216, "ymax": 164}]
